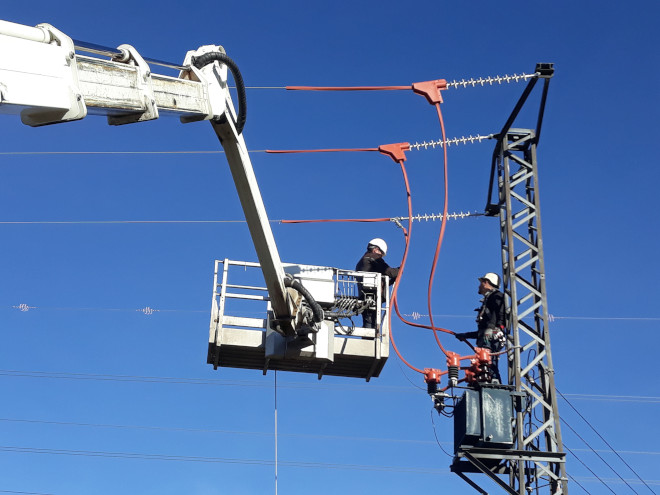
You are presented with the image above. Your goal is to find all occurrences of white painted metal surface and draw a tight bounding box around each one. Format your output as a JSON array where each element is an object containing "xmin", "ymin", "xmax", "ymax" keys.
[
  {"xmin": 209, "ymin": 114, "xmax": 296, "ymax": 336},
  {"xmin": 0, "ymin": 20, "xmax": 51, "ymax": 43},
  {"xmin": 0, "ymin": 22, "xmax": 221, "ymax": 125},
  {"xmin": 0, "ymin": 24, "xmax": 86, "ymax": 125}
]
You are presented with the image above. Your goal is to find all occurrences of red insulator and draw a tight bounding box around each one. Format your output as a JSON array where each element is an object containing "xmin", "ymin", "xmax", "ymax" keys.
[
  {"xmin": 412, "ymin": 79, "xmax": 448, "ymax": 105},
  {"xmin": 475, "ymin": 347, "xmax": 491, "ymax": 365},
  {"xmin": 465, "ymin": 368, "xmax": 476, "ymax": 385},
  {"xmin": 446, "ymin": 351, "xmax": 460, "ymax": 368},
  {"xmin": 424, "ymin": 368, "xmax": 442, "ymax": 384}
]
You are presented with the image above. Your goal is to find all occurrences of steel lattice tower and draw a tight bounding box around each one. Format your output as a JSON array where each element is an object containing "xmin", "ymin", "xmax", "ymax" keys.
[
  {"xmin": 497, "ymin": 127, "xmax": 568, "ymax": 494},
  {"xmin": 451, "ymin": 65, "xmax": 567, "ymax": 495}
]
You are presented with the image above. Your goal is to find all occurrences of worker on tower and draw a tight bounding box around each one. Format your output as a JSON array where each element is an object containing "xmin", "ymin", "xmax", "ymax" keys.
[
  {"xmin": 355, "ymin": 238, "xmax": 399, "ymax": 329},
  {"xmin": 455, "ymin": 272, "xmax": 507, "ymax": 383}
]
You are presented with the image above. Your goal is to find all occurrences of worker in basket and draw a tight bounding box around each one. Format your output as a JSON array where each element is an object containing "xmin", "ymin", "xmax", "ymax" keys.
[
  {"xmin": 455, "ymin": 272, "xmax": 507, "ymax": 383},
  {"xmin": 355, "ymin": 238, "xmax": 399, "ymax": 329}
]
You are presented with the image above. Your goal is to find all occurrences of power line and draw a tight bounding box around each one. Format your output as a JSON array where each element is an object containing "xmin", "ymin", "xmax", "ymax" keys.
[
  {"xmin": 567, "ymin": 472, "xmax": 594, "ymax": 495},
  {"xmin": 7, "ymin": 304, "xmax": 205, "ymax": 314},
  {"xmin": 429, "ymin": 408, "xmax": 452, "ymax": 458},
  {"xmin": 0, "ymin": 419, "xmax": 447, "ymax": 446},
  {"xmin": 0, "ymin": 369, "xmax": 658, "ymax": 404},
  {"xmin": 0, "ymin": 150, "xmax": 233, "ymax": 155},
  {"xmin": 0, "ymin": 369, "xmax": 418, "ymax": 391},
  {"xmin": 0, "ymin": 210, "xmax": 481, "ymax": 225},
  {"xmin": 562, "ymin": 420, "xmax": 640, "ymax": 494},
  {"xmin": 6, "ymin": 304, "xmax": 660, "ymax": 328},
  {"xmin": 563, "ymin": 441, "xmax": 618, "ymax": 495},
  {"xmin": 0, "ymin": 491, "xmax": 55, "ymax": 495},
  {"xmin": 559, "ymin": 394, "xmax": 660, "ymax": 404},
  {"xmin": 0, "ymin": 417, "xmax": 657, "ymax": 457},
  {"xmin": 1, "ymin": 220, "xmax": 248, "ymax": 225},
  {"xmin": 576, "ymin": 478, "xmax": 660, "ymax": 487},
  {"xmin": 0, "ymin": 132, "xmax": 494, "ymax": 157},
  {"xmin": 0, "ymin": 444, "xmax": 448, "ymax": 474},
  {"xmin": 241, "ymin": 71, "xmax": 537, "ymax": 91},
  {"xmin": 2, "ymin": 444, "xmax": 658, "ymax": 485},
  {"xmin": 562, "ymin": 315, "xmax": 655, "ymax": 326},
  {"xmin": 404, "ymin": 312, "xmax": 660, "ymax": 324},
  {"xmin": 558, "ymin": 389, "xmax": 658, "ymax": 495}
]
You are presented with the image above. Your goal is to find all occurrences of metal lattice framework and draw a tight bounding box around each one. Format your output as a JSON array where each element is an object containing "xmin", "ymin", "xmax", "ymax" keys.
[
  {"xmin": 451, "ymin": 65, "xmax": 567, "ymax": 495},
  {"xmin": 498, "ymin": 128, "xmax": 568, "ymax": 494}
]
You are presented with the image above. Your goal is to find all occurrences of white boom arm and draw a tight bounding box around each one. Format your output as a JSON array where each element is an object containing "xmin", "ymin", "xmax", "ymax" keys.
[{"xmin": 0, "ymin": 20, "xmax": 298, "ymax": 336}]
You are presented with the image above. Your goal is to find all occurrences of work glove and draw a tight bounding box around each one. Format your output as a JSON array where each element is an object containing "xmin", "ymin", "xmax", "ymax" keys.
[
  {"xmin": 485, "ymin": 327, "xmax": 506, "ymax": 351},
  {"xmin": 493, "ymin": 328, "xmax": 506, "ymax": 350}
]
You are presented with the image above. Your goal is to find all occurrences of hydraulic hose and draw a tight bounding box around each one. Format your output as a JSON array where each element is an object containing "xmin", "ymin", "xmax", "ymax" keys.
[
  {"xmin": 284, "ymin": 277, "xmax": 324, "ymax": 324},
  {"xmin": 191, "ymin": 51, "xmax": 247, "ymax": 134}
]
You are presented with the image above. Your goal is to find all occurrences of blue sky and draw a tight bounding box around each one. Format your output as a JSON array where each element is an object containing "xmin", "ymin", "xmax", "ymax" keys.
[{"xmin": 1, "ymin": 1, "xmax": 659, "ymax": 494}]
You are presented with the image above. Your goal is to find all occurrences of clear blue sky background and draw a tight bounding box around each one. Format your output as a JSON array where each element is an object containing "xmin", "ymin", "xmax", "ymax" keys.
[{"xmin": 1, "ymin": 1, "xmax": 659, "ymax": 494}]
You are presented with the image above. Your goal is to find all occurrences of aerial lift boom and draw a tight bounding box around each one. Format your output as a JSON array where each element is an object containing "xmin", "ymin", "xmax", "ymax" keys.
[
  {"xmin": 0, "ymin": 20, "xmax": 390, "ymax": 379},
  {"xmin": 0, "ymin": 20, "xmax": 299, "ymax": 335}
]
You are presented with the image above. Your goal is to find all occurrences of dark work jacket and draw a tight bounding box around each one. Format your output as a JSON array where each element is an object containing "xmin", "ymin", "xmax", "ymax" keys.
[
  {"xmin": 355, "ymin": 251, "xmax": 399, "ymax": 285},
  {"xmin": 463, "ymin": 289, "xmax": 506, "ymax": 348}
]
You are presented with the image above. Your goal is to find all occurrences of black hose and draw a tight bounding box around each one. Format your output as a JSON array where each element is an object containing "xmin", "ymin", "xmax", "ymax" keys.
[
  {"xmin": 284, "ymin": 277, "xmax": 324, "ymax": 324},
  {"xmin": 191, "ymin": 52, "xmax": 247, "ymax": 135}
]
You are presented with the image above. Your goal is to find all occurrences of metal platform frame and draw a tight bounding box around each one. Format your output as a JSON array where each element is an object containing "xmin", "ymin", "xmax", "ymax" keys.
[{"xmin": 208, "ymin": 259, "xmax": 390, "ymax": 381}]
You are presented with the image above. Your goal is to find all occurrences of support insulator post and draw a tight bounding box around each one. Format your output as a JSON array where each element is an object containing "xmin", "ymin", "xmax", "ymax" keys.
[{"xmin": 446, "ymin": 352, "xmax": 460, "ymax": 387}]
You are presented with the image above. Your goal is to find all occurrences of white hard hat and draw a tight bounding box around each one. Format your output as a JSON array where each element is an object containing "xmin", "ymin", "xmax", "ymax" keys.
[
  {"xmin": 479, "ymin": 272, "xmax": 500, "ymax": 287},
  {"xmin": 368, "ymin": 238, "xmax": 388, "ymax": 255}
]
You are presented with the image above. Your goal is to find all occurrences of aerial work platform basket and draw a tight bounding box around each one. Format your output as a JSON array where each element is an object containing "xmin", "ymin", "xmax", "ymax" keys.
[{"xmin": 208, "ymin": 259, "xmax": 390, "ymax": 380}]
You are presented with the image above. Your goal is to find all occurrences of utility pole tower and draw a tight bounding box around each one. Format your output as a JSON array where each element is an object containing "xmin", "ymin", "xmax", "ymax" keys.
[
  {"xmin": 495, "ymin": 64, "xmax": 567, "ymax": 495},
  {"xmin": 452, "ymin": 64, "xmax": 567, "ymax": 495},
  {"xmin": 497, "ymin": 124, "xmax": 568, "ymax": 494}
]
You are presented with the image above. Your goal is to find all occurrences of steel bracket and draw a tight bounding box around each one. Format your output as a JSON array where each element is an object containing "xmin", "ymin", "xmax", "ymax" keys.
[{"xmin": 108, "ymin": 44, "xmax": 158, "ymax": 124}]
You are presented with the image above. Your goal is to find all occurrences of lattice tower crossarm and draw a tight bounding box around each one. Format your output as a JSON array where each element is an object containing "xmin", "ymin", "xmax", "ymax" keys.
[{"xmin": 498, "ymin": 129, "xmax": 568, "ymax": 494}]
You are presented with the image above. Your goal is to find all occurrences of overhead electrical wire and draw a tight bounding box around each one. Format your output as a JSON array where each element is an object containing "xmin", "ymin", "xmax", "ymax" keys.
[
  {"xmin": 429, "ymin": 408, "xmax": 452, "ymax": 458},
  {"xmin": 567, "ymin": 472, "xmax": 594, "ymax": 495},
  {"xmin": 0, "ymin": 369, "xmax": 658, "ymax": 404},
  {"xmin": 562, "ymin": 441, "xmax": 619, "ymax": 495},
  {"xmin": 0, "ymin": 211, "xmax": 482, "ymax": 225},
  {"xmin": 561, "ymin": 420, "xmax": 641, "ymax": 495},
  {"xmin": 0, "ymin": 490, "xmax": 55, "ymax": 495},
  {"xmin": 0, "ymin": 443, "xmax": 657, "ymax": 485},
  {"xmin": 382, "ymin": 92, "xmax": 461, "ymax": 355},
  {"xmin": 284, "ymin": 72, "xmax": 536, "ymax": 92},
  {"xmin": 0, "ymin": 417, "xmax": 441, "ymax": 446},
  {"xmin": 421, "ymin": 100, "xmax": 454, "ymax": 352},
  {"xmin": 395, "ymin": 359, "xmax": 426, "ymax": 392},
  {"xmin": 0, "ymin": 445, "xmax": 450, "ymax": 474},
  {"xmin": 0, "ymin": 416, "xmax": 658, "ymax": 456},
  {"xmin": 5, "ymin": 363, "xmax": 656, "ymax": 487},
  {"xmin": 383, "ymin": 147, "xmax": 425, "ymax": 374},
  {"xmin": 558, "ymin": 388, "xmax": 658, "ymax": 495},
  {"xmin": 6, "ymin": 304, "xmax": 659, "ymax": 330},
  {"xmin": 0, "ymin": 134, "xmax": 493, "ymax": 156},
  {"xmin": 401, "ymin": 312, "xmax": 660, "ymax": 324}
]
